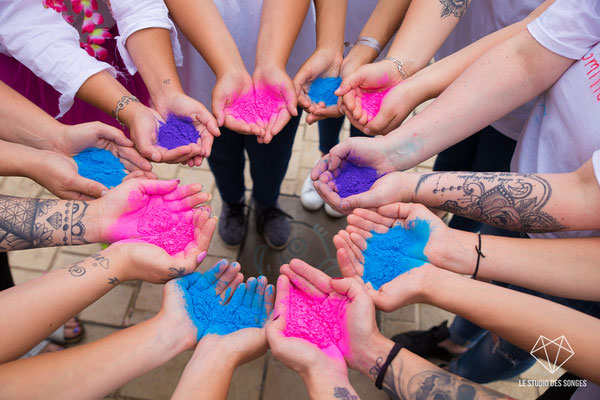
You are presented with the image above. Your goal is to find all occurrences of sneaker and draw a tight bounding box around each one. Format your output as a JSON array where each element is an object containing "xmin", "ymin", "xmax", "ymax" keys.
[
  {"xmin": 256, "ymin": 203, "xmax": 292, "ymax": 250},
  {"xmin": 324, "ymin": 203, "xmax": 343, "ymax": 218},
  {"xmin": 218, "ymin": 200, "xmax": 247, "ymax": 246},
  {"xmin": 300, "ymin": 175, "xmax": 323, "ymax": 211},
  {"xmin": 391, "ymin": 320, "xmax": 454, "ymax": 361}
]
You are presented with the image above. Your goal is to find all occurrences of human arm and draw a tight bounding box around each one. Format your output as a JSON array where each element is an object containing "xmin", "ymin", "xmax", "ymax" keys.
[
  {"xmin": 0, "ymin": 259, "xmax": 240, "ymax": 399},
  {"xmin": 253, "ymin": 0, "xmax": 309, "ymax": 142},
  {"xmin": 172, "ymin": 276, "xmax": 275, "ymax": 400}
]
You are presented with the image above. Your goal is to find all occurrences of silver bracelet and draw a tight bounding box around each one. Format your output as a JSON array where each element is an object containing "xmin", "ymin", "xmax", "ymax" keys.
[
  {"xmin": 112, "ymin": 95, "xmax": 139, "ymax": 126},
  {"xmin": 354, "ymin": 36, "xmax": 383, "ymax": 55},
  {"xmin": 385, "ymin": 56, "xmax": 408, "ymax": 80}
]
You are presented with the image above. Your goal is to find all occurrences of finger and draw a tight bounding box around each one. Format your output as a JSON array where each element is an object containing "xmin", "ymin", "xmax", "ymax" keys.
[
  {"xmin": 221, "ymin": 271, "xmax": 244, "ymax": 304},
  {"xmin": 330, "ymin": 277, "xmax": 368, "ymax": 302},
  {"xmin": 252, "ymin": 275, "xmax": 268, "ymax": 310},
  {"xmin": 243, "ymin": 277, "xmax": 258, "ymax": 308},
  {"xmin": 223, "ymin": 115, "xmax": 256, "ymax": 136},
  {"xmin": 167, "ymin": 192, "xmax": 210, "ymax": 213},
  {"xmin": 355, "ymin": 207, "xmax": 397, "ymax": 228},
  {"xmin": 93, "ymin": 122, "xmax": 132, "ymax": 147},
  {"xmin": 213, "ymin": 259, "xmax": 240, "ymax": 294},
  {"xmin": 310, "ymin": 155, "xmax": 330, "ymax": 181},
  {"xmin": 139, "ymin": 179, "xmax": 180, "ymax": 195},
  {"xmin": 177, "ymin": 271, "xmax": 202, "ymax": 290},
  {"xmin": 336, "ymin": 72, "xmax": 364, "ymax": 96},
  {"xmin": 227, "ymin": 282, "xmax": 246, "ymax": 308},
  {"xmin": 196, "ymin": 259, "xmax": 230, "ymax": 290},
  {"xmin": 377, "ymin": 203, "xmax": 413, "ymax": 220},
  {"xmin": 288, "ymin": 258, "xmax": 333, "ymax": 294},
  {"xmin": 336, "ymin": 247, "xmax": 358, "ymax": 279},
  {"xmin": 194, "ymin": 214, "xmax": 217, "ymax": 254},
  {"xmin": 162, "ymin": 183, "xmax": 205, "ymax": 201},
  {"xmin": 280, "ymin": 264, "xmax": 327, "ymax": 301},
  {"xmin": 337, "ymin": 230, "xmax": 364, "ymax": 269},
  {"xmin": 272, "ymin": 274, "xmax": 290, "ymax": 322},
  {"xmin": 70, "ymin": 175, "xmax": 109, "ymax": 199},
  {"xmin": 116, "ymin": 147, "xmax": 153, "ymax": 171},
  {"xmin": 269, "ymin": 109, "xmax": 292, "ymax": 138},
  {"xmin": 261, "ymin": 284, "xmax": 276, "ymax": 325}
]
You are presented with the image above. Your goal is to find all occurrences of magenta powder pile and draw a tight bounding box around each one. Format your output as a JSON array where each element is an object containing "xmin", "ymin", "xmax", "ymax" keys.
[
  {"xmin": 361, "ymin": 88, "xmax": 391, "ymax": 121},
  {"xmin": 157, "ymin": 114, "xmax": 199, "ymax": 150},
  {"xmin": 136, "ymin": 206, "xmax": 194, "ymax": 256},
  {"xmin": 229, "ymin": 87, "xmax": 285, "ymax": 124},
  {"xmin": 284, "ymin": 285, "xmax": 345, "ymax": 349},
  {"xmin": 334, "ymin": 162, "xmax": 383, "ymax": 198}
]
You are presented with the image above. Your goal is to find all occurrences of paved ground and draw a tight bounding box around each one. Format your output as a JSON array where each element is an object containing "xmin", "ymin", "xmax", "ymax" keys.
[{"xmin": 5, "ymin": 110, "xmax": 556, "ymax": 399}]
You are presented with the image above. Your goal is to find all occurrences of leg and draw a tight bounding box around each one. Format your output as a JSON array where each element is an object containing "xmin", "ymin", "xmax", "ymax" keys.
[
  {"xmin": 0, "ymin": 252, "xmax": 14, "ymax": 291},
  {"xmin": 318, "ymin": 116, "xmax": 345, "ymax": 154},
  {"xmin": 207, "ymin": 127, "xmax": 246, "ymax": 204}
]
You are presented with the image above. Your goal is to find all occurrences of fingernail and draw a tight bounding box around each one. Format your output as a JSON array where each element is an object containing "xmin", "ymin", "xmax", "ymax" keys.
[
  {"xmin": 100, "ymin": 190, "xmax": 108, "ymax": 196},
  {"xmin": 197, "ymin": 251, "xmax": 207, "ymax": 264}
]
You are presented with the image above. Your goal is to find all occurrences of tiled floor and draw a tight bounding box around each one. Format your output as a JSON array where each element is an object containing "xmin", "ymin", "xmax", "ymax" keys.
[{"xmin": 5, "ymin": 110, "xmax": 556, "ymax": 399}]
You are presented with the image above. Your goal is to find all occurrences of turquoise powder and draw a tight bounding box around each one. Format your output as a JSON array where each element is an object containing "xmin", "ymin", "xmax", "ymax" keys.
[
  {"xmin": 73, "ymin": 148, "xmax": 127, "ymax": 188},
  {"xmin": 308, "ymin": 77, "xmax": 342, "ymax": 107},
  {"xmin": 362, "ymin": 219, "xmax": 430, "ymax": 290},
  {"xmin": 177, "ymin": 266, "xmax": 268, "ymax": 340}
]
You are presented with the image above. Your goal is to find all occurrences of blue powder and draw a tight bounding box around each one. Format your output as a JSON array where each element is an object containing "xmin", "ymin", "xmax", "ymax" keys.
[
  {"xmin": 177, "ymin": 265, "xmax": 269, "ymax": 340},
  {"xmin": 362, "ymin": 219, "xmax": 430, "ymax": 290},
  {"xmin": 157, "ymin": 114, "xmax": 199, "ymax": 150},
  {"xmin": 308, "ymin": 77, "xmax": 342, "ymax": 107},
  {"xmin": 73, "ymin": 148, "xmax": 127, "ymax": 188}
]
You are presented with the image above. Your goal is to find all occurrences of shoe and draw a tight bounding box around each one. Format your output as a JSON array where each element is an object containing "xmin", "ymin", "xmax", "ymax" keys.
[
  {"xmin": 324, "ymin": 203, "xmax": 343, "ymax": 218},
  {"xmin": 391, "ymin": 320, "xmax": 454, "ymax": 361},
  {"xmin": 300, "ymin": 175, "xmax": 323, "ymax": 211},
  {"xmin": 218, "ymin": 200, "xmax": 247, "ymax": 246},
  {"xmin": 256, "ymin": 203, "xmax": 292, "ymax": 250}
]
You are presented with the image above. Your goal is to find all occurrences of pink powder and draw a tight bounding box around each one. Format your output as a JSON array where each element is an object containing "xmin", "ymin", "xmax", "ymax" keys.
[
  {"xmin": 136, "ymin": 206, "xmax": 194, "ymax": 256},
  {"xmin": 229, "ymin": 86, "xmax": 286, "ymax": 124},
  {"xmin": 283, "ymin": 285, "xmax": 346, "ymax": 349},
  {"xmin": 361, "ymin": 88, "xmax": 391, "ymax": 121}
]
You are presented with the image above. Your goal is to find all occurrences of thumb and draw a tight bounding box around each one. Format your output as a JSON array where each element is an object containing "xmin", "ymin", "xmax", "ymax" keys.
[
  {"xmin": 342, "ymin": 190, "xmax": 383, "ymax": 212},
  {"xmin": 212, "ymin": 98, "xmax": 226, "ymax": 127},
  {"xmin": 330, "ymin": 277, "xmax": 367, "ymax": 302},
  {"xmin": 336, "ymin": 247, "xmax": 357, "ymax": 278},
  {"xmin": 336, "ymin": 70, "xmax": 364, "ymax": 96},
  {"xmin": 70, "ymin": 175, "xmax": 109, "ymax": 199},
  {"xmin": 94, "ymin": 122, "xmax": 132, "ymax": 147}
]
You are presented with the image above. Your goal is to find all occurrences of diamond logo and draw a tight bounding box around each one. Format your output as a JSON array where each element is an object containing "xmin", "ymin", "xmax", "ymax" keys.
[{"xmin": 530, "ymin": 335, "xmax": 574, "ymax": 373}]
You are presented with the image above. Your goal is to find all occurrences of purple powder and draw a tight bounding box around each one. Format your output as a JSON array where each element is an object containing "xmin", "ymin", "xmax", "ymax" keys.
[
  {"xmin": 157, "ymin": 114, "xmax": 199, "ymax": 150},
  {"xmin": 334, "ymin": 162, "xmax": 383, "ymax": 198}
]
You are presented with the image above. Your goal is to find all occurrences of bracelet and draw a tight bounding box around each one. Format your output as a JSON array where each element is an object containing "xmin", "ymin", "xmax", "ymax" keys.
[
  {"xmin": 472, "ymin": 233, "xmax": 486, "ymax": 279},
  {"xmin": 375, "ymin": 342, "xmax": 403, "ymax": 390},
  {"xmin": 112, "ymin": 95, "xmax": 139, "ymax": 126},
  {"xmin": 385, "ymin": 56, "xmax": 408, "ymax": 80},
  {"xmin": 354, "ymin": 36, "xmax": 383, "ymax": 55}
]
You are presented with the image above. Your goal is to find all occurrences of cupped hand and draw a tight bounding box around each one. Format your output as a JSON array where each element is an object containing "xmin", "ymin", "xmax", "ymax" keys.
[
  {"xmin": 92, "ymin": 178, "xmax": 211, "ymax": 243},
  {"xmin": 266, "ymin": 272, "xmax": 348, "ymax": 379},
  {"xmin": 154, "ymin": 92, "xmax": 221, "ymax": 167},
  {"xmin": 253, "ymin": 65, "xmax": 298, "ymax": 144},
  {"xmin": 212, "ymin": 68, "xmax": 265, "ymax": 137},
  {"xmin": 310, "ymin": 136, "xmax": 399, "ymax": 213},
  {"xmin": 293, "ymin": 49, "xmax": 343, "ymax": 124}
]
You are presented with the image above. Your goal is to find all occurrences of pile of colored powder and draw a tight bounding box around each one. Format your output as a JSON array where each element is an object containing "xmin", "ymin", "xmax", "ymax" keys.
[
  {"xmin": 179, "ymin": 276, "xmax": 264, "ymax": 339},
  {"xmin": 229, "ymin": 87, "xmax": 286, "ymax": 124},
  {"xmin": 73, "ymin": 148, "xmax": 127, "ymax": 188},
  {"xmin": 136, "ymin": 206, "xmax": 194, "ymax": 255},
  {"xmin": 361, "ymin": 87, "xmax": 391, "ymax": 121},
  {"xmin": 308, "ymin": 77, "xmax": 342, "ymax": 106},
  {"xmin": 284, "ymin": 284, "xmax": 346, "ymax": 349},
  {"xmin": 334, "ymin": 162, "xmax": 383, "ymax": 198},
  {"xmin": 362, "ymin": 219, "xmax": 430, "ymax": 290},
  {"xmin": 157, "ymin": 114, "xmax": 199, "ymax": 150}
]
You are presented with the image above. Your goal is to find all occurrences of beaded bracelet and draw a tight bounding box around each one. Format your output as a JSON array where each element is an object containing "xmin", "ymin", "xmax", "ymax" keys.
[{"xmin": 112, "ymin": 95, "xmax": 139, "ymax": 126}]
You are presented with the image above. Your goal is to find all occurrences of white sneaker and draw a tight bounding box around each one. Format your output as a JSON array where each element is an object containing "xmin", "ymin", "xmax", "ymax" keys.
[
  {"xmin": 324, "ymin": 203, "xmax": 344, "ymax": 218},
  {"xmin": 300, "ymin": 175, "xmax": 324, "ymax": 211}
]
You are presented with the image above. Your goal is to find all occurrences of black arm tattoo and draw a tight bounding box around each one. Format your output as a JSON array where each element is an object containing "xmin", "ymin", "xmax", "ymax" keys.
[
  {"xmin": 167, "ymin": 267, "xmax": 186, "ymax": 278},
  {"xmin": 439, "ymin": 0, "xmax": 470, "ymax": 18},
  {"xmin": 108, "ymin": 277, "xmax": 120, "ymax": 286},
  {"xmin": 68, "ymin": 261, "xmax": 86, "ymax": 277},
  {"xmin": 0, "ymin": 195, "xmax": 89, "ymax": 250},
  {"xmin": 333, "ymin": 387, "xmax": 358, "ymax": 400},
  {"xmin": 415, "ymin": 172, "xmax": 567, "ymax": 233}
]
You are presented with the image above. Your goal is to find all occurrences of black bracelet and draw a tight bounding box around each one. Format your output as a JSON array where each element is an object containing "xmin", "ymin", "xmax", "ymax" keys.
[
  {"xmin": 375, "ymin": 342, "xmax": 403, "ymax": 390},
  {"xmin": 473, "ymin": 233, "xmax": 485, "ymax": 279}
]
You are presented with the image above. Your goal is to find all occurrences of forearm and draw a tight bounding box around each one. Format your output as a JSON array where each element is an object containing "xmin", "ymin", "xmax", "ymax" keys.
[
  {"xmin": 125, "ymin": 28, "xmax": 184, "ymax": 108},
  {"xmin": 0, "ymin": 193, "xmax": 101, "ymax": 250},
  {"xmin": 0, "ymin": 314, "xmax": 188, "ymax": 399},
  {"xmin": 424, "ymin": 269, "xmax": 600, "ymax": 383},
  {"xmin": 0, "ymin": 141, "xmax": 40, "ymax": 177},
  {"xmin": 165, "ymin": 0, "xmax": 245, "ymax": 78},
  {"xmin": 0, "ymin": 82, "xmax": 65, "ymax": 151},
  {"xmin": 302, "ymin": 370, "xmax": 359, "ymax": 400},
  {"xmin": 255, "ymin": 0, "xmax": 311, "ymax": 68},
  {"xmin": 355, "ymin": 334, "xmax": 508, "ymax": 399},
  {"xmin": 0, "ymin": 248, "xmax": 122, "ymax": 362},
  {"xmin": 385, "ymin": 30, "xmax": 574, "ymax": 169},
  {"xmin": 314, "ymin": 0, "xmax": 347, "ymax": 52},
  {"xmin": 386, "ymin": 0, "xmax": 465, "ymax": 77}
]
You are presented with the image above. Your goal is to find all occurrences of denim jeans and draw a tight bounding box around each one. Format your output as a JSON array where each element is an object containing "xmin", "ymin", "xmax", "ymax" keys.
[
  {"xmin": 318, "ymin": 116, "xmax": 368, "ymax": 154},
  {"xmin": 433, "ymin": 125, "xmax": 518, "ymax": 233},
  {"xmin": 207, "ymin": 113, "xmax": 301, "ymax": 208}
]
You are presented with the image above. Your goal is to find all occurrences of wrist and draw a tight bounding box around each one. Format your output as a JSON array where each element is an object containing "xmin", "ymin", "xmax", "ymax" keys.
[
  {"xmin": 355, "ymin": 333, "xmax": 395, "ymax": 379},
  {"xmin": 115, "ymin": 98, "xmax": 145, "ymax": 128},
  {"xmin": 432, "ymin": 228, "xmax": 479, "ymax": 275},
  {"xmin": 191, "ymin": 339, "xmax": 240, "ymax": 370},
  {"xmin": 302, "ymin": 367, "xmax": 351, "ymax": 397},
  {"xmin": 153, "ymin": 311, "xmax": 195, "ymax": 356},
  {"xmin": 346, "ymin": 42, "xmax": 379, "ymax": 65}
]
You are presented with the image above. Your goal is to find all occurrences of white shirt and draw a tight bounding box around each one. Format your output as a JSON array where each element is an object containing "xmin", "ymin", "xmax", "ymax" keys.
[
  {"xmin": 178, "ymin": 0, "xmax": 316, "ymax": 108},
  {"xmin": 513, "ymin": 0, "xmax": 600, "ymax": 239},
  {"xmin": 436, "ymin": 0, "xmax": 544, "ymax": 140},
  {"xmin": 0, "ymin": 0, "xmax": 181, "ymax": 117}
]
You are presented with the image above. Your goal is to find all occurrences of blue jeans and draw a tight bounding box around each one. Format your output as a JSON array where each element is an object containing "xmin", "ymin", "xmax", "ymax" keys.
[
  {"xmin": 318, "ymin": 116, "xmax": 367, "ymax": 154},
  {"xmin": 433, "ymin": 125, "xmax": 517, "ymax": 233},
  {"xmin": 207, "ymin": 113, "xmax": 301, "ymax": 208}
]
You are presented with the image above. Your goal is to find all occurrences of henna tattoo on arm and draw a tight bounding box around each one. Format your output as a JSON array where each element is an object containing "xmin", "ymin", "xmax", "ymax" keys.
[
  {"xmin": 415, "ymin": 172, "xmax": 567, "ymax": 233},
  {"xmin": 439, "ymin": 0, "xmax": 470, "ymax": 18}
]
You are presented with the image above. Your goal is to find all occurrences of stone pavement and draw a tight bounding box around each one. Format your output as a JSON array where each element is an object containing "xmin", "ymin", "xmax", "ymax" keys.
[{"xmin": 5, "ymin": 111, "xmax": 556, "ymax": 399}]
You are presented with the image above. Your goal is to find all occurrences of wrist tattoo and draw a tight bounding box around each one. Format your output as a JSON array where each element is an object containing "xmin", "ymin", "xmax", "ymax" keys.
[
  {"xmin": 68, "ymin": 261, "xmax": 86, "ymax": 277},
  {"xmin": 333, "ymin": 387, "xmax": 358, "ymax": 400},
  {"xmin": 108, "ymin": 277, "xmax": 120, "ymax": 286},
  {"xmin": 167, "ymin": 267, "xmax": 186, "ymax": 279},
  {"xmin": 415, "ymin": 172, "xmax": 567, "ymax": 233},
  {"xmin": 0, "ymin": 196, "xmax": 89, "ymax": 250},
  {"xmin": 439, "ymin": 0, "xmax": 470, "ymax": 18},
  {"xmin": 163, "ymin": 78, "xmax": 171, "ymax": 85}
]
